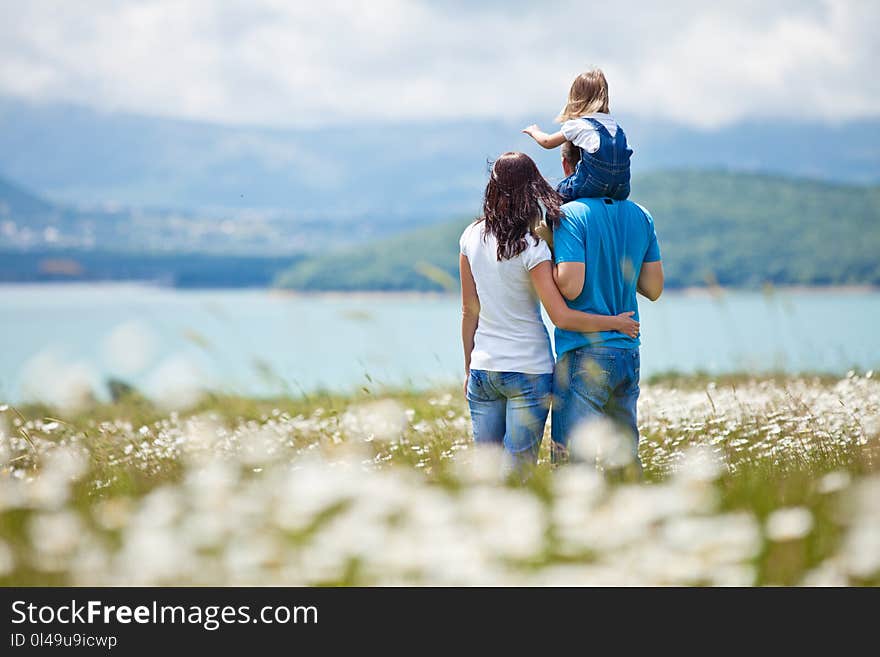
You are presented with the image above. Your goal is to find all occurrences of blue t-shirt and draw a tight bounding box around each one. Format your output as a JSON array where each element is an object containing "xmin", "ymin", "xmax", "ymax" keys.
[{"xmin": 553, "ymin": 197, "xmax": 661, "ymax": 356}]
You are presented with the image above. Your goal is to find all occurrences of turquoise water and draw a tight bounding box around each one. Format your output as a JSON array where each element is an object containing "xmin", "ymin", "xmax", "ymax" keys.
[{"xmin": 1, "ymin": 283, "xmax": 879, "ymax": 404}]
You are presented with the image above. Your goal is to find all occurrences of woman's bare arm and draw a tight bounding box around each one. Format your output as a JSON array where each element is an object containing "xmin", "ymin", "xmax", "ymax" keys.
[
  {"xmin": 522, "ymin": 125, "xmax": 567, "ymax": 149},
  {"xmin": 460, "ymin": 254, "xmax": 480, "ymax": 376},
  {"xmin": 530, "ymin": 261, "xmax": 639, "ymax": 336}
]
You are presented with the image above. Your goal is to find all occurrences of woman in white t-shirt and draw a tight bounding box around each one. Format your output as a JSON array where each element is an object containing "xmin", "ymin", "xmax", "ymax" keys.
[{"xmin": 460, "ymin": 151, "xmax": 639, "ymax": 474}]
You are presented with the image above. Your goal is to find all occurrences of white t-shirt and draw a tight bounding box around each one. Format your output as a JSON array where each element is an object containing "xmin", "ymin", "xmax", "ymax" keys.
[
  {"xmin": 459, "ymin": 221, "xmax": 554, "ymax": 374},
  {"xmin": 560, "ymin": 112, "xmax": 624, "ymax": 154}
]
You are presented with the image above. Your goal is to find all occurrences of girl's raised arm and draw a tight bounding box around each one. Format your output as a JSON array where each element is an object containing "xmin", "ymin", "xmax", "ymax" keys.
[{"xmin": 522, "ymin": 124, "xmax": 567, "ymax": 149}]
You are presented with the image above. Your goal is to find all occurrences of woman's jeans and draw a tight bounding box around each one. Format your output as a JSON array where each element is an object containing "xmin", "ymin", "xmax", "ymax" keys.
[{"xmin": 466, "ymin": 370, "xmax": 553, "ymax": 473}]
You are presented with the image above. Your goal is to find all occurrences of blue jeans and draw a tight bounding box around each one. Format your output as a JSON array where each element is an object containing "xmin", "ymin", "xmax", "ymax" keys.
[
  {"xmin": 466, "ymin": 370, "xmax": 553, "ymax": 473},
  {"xmin": 551, "ymin": 347, "xmax": 642, "ymax": 472},
  {"xmin": 556, "ymin": 169, "xmax": 630, "ymax": 202}
]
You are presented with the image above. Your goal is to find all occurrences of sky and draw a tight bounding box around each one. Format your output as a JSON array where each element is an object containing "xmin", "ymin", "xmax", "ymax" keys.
[{"xmin": 1, "ymin": 0, "xmax": 878, "ymax": 128}]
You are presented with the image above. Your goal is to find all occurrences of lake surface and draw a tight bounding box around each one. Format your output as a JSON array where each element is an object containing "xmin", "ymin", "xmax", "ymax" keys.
[{"xmin": 2, "ymin": 284, "xmax": 879, "ymax": 405}]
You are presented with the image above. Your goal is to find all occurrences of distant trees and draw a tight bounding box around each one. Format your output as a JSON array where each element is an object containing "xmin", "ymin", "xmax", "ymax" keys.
[{"xmin": 277, "ymin": 171, "xmax": 880, "ymax": 292}]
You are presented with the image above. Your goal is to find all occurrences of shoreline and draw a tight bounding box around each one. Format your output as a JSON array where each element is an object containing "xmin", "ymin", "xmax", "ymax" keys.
[
  {"xmin": 1, "ymin": 281, "xmax": 877, "ymax": 298},
  {"xmin": 276, "ymin": 285, "xmax": 880, "ymax": 301},
  {"xmin": 672, "ymin": 284, "xmax": 880, "ymax": 297}
]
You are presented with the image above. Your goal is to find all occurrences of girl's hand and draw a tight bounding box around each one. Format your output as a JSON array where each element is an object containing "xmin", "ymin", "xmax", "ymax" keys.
[
  {"xmin": 533, "ymin": 220, "xmax": 554, "ymax": 248},
  {"xmin": 522, "ymin": 124, "xmax": 540, "ymax": 138},
  {"xmin": 614, "ymin": 311, "xmax": 640, "ymax": 338},
  {"xmin": 463, "ymin": 373, "xmax": 470, "ymax": 400}
]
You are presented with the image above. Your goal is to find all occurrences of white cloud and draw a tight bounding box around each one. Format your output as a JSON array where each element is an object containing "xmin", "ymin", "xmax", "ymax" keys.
[{"xmin": 0, "ymin": 0, "xmax": 877, "ymax": 127}]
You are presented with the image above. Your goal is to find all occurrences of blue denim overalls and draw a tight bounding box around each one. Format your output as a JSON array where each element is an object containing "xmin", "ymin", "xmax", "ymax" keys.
[{"xmin": 557, "ymin": 117, "xmax": 632, "ymax": 202}]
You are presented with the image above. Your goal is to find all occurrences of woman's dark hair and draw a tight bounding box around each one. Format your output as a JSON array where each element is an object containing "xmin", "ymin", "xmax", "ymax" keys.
[{"xmin": 480, "ymin": 151, "xmax": 562, "ymax": 261}]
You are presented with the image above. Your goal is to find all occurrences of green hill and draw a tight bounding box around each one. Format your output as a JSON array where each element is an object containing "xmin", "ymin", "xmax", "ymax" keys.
[
  {"xmin": 276, "ymin": 219, "xmax": 468, "ymax": 292},
  {"xmin": 638, "ymin": 171, "xmax": 880, "ymax": 288},
  {"xmin": 275, "ymin": 170, "xmax": 880, "ymax": 292}
]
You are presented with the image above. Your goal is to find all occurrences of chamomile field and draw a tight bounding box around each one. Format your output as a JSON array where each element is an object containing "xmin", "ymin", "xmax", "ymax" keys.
[{"xmin": 1, "ymin": 373, "xmax": 878, "ymax": 586}]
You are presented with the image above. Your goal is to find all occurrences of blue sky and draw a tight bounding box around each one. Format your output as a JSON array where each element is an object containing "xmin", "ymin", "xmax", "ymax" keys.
[{"xmin": 1, "ymin": 0, "xmax": 878, "ymax": 128}]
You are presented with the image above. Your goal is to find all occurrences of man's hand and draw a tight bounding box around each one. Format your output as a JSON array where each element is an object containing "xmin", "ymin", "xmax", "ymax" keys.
[{"xmin": 614, "ymin": 311, "xmax": 640, "ymax": 338}]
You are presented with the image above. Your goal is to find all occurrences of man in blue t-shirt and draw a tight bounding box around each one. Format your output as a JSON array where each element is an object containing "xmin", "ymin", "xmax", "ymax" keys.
[{"xmin": 552, "ymin": 144, "xmax": 664, "ymax": 472}]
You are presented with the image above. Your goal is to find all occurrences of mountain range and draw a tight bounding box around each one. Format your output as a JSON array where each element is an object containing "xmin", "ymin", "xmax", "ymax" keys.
[
  {"xmin": 2, "ymin": 95, "xmax": 879, "ymax": 220},
  {"xmin": 2, "ymin": 96, "xmax": 879, "ymax": 290}
]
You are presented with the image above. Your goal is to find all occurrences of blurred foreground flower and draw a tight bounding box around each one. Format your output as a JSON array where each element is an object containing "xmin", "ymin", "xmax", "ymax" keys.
[
  {"xmin": 570, "ymin": 417, "xmax": 636, "ymax": 470},
  {"xmin": 340, "ymin": 399, "xmax": 408, "ymax": 443}
]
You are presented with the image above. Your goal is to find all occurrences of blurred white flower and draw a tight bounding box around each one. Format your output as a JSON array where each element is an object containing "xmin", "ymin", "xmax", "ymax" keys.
[
  {"xmin": 706, "ymin": 563, "xmax": 757, "ymax": 587},
  {"xmin": 180, "ymin": 416, "xmax": 223, "ymax": 462},
  {"xmin": 0, "ymin": 539, "xmax": 14, "ymax": 576},
  {"xmin": 841, "ymin": 525, "xmax": 880, "ymax": 579},
  {"xmin": 340, "ymin": 399, "xmax": 407, "ymax": 443},
  {"xmin": 92, "ymin": 498, "xmax": 133, "ymax": 531},
  {"xmin": 0, "ymin": 415, "xmax": 9, "ymax": 463},
  {"xmin": 451, "ymin": 443, "xmax": 506, "ymax": 485},
  {"xmin": 19, "ymin": 349, "xmax": 97, "ymax": 411},
  {"xmin": 102, "ymin": 321, "xmax": 158, "ymax": 376},
  {"xmin": 143, "ymin": 355, "xmax": 207, "ymax": 410},
  {"xmin": 839, "ymin": 476, "xmax": 880, "ymax": 579},
  {"xmin": 458, "ymin": 485, "xmax": 546, "ymax": 560},
  {"xmin": 43, "ymin": 445, "xmax": 88, "ymax": 483},
  {"xmin": 116, "ymin": 525, "xmax": 194, "ymax": 584},
  {"xmin": 69, "ymin": 537, "xmax": 110, "ymax": 586},
  {"xmin": 275, "ymin": 460, "xmax": 357, "ymax": 532},
  {"xmin": 801, "ymin": 559, "xmax": 849, "ymax": 586},
  {"xmin": 29, "ymin": 511, "xmax": 82, "ymax": 560},
  {"xmin": 817, "ymin": 470, "xmax": 851, "ymax": 494},
  {"xmin": 661, "ymin": 512, "xmax": 762, "ymax": 565},
  {"xmin": 765, "ymin": 507, "xmax": 813, "ymax": 541},
  {"xmin": 569, "ymin": 417, "xmax": 635, "ymax": 469},
  {"xmin": 552, "ymin": 463, "xmax": 606, "ymax": 504},
  {"xmin": 185, "ymin": 459, "xmax": 239, "ymax": 511},
  {"xmin": 673, "ymin": 444, "xmax": 725, "ymax": 483},
  {"xmin": 239, "ymin": 428, "xmax": 281, "ymax": 466}
]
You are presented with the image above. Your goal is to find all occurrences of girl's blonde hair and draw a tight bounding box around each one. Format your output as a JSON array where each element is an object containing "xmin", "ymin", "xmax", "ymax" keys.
[{"xmin": 555, "ymin": 69, "xmax": 610, "ymax": 123}]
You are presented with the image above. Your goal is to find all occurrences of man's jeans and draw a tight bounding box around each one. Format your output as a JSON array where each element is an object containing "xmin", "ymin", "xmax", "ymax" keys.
[
  {"xmin": 467, "ymin": 370, "xmax": 553, "ymax": 474},
  {"xmin": 551, "ymin": 347, "xmax": 642, "ymax": 471}
]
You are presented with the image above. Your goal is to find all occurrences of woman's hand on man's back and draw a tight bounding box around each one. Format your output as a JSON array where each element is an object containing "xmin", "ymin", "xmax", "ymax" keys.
[{"xmin": 614, "ymin": 311, "xmax": 640, "ymax": 338}]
